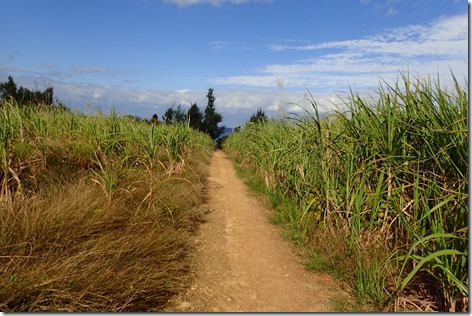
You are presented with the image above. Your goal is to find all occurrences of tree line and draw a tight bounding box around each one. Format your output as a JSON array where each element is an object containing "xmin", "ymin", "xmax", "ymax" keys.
[
  {"xmin": 0, "ymin": 75, "xmax": 57, "ymax": 108},
  {"xmin": 0, "ymin": 76, "xmax": 270, "ymax": 141},
  {"xmin": 0, "ymin": 76, "xmax": 228, "ymax": 141},
  {"xmin": 159, "ymin": 88, "xmax": 225, "ymax": 140}
]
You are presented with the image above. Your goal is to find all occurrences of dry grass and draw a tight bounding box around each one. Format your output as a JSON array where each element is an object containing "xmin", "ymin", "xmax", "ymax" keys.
[
  {"xmin": 1, "ymin": 156, "xmax": 209, "ymax": 311},
  {"xmin": 0, "ymin": 103, "xmax": 213, "ymax": 312}
]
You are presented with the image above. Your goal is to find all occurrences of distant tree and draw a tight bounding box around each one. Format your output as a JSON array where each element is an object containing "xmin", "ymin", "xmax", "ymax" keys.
[
  {"xmin": 0, "ymin": 76, "xmax": 18, "ymax": 101},
  {"xmin": 0, "ymin": 76, "xmax": 54, "ymax": 107},
  {"xmin": 162, "ymin": 104, "xmax": 186, "ymax": 125},
  {"xmin": 249, "ymin": 108, "xmax": 268, "ymax": 123},
  {"xmin": 187, "ymin": 102, "xmax": 203, "ymax": 131},
  {"xmin": 20, "ymin": 86, "xmax": 54, "ymax": 106},
  {"xmin": 201, "ymin": 88, "xmax": 225, "ymax": 140},
  {"xmin": 173, "ymin": 104, "xmax": 186, "ymax": 124},
  {"xmin": 42, "ymin": 87, "xmax": 54, "ymax": 105},
  {"xmin": 151, "ymin": 113, "xmax": 159, "ymax": 124},
  {"xmin": 163, "ymin": 107, "xmax": 174, "ymax": 124}
]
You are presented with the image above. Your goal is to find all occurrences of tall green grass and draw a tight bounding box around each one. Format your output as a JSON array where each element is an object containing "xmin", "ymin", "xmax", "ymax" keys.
[
  {"xmin": 0, "ymin": 99, "xmax": 214, "ymax": 311},
  {"xmin": 224, "ymin": 74, "xmax": 468, "ymax": 312}
]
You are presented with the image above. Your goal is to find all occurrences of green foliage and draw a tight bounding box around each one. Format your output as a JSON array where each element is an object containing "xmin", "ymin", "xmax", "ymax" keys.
[
  {"xmin": 151, "ymin": 113, "xmax": 159, "ymax": 124},
  {"xmin": 0, "ymin": 97, "xmax": 214, "ymax": 311},
  {"xmin": 201, "ymin": 88, "xmax": 225, "ymax": 140},
  {"xmin": 162, "ymin": 104, "xmax": 186, "ymax": 125},
  {"xmin": 187, "ymin": 102, "xmax": 203, "ymax": 130},
  {"xmin": 0, "ymin": 76, "xmax": 18, "ymax": 100},
  {"xmin": 224, "ymin": 73, "xmax": 468, "ymax": 312},
  {"xmin": 0, "ymin": 75, "xmax": 54, "ymax": 107},
  {"xmin": 161, "ymin": 89, "xmax": 224, "ymax": 142},
  {"xmin": 353, "ymin": 257, "xmax": 390, "ymax": 307},
  {"xmin": 249, "ymin": 108, "xmax": 268, "ymax": 123}
]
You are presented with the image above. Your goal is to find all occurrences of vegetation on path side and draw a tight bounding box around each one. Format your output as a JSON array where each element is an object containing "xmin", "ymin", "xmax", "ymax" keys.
[
  {"xmin": 224, "ymin": 73, "xmax": 468, "ymax": 312},
  {"xmin": 0, "ymin": 98, "xmax": 214, "ymax": 311}
]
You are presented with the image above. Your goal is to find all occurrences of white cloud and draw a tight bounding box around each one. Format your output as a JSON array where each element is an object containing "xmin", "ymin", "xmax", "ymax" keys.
[
  {"xmin": 71, "ymin": 66, "xmax": 109, "ymax": 74},
  {"xmin": 215, "ymin": 14, "xmax": 467, "ymax": 91},
  {"xmin": 0, "ymin": 71, "xmax": 368, "ymax": 127},
  {"xmin": 271, "ymin": 14, "xmax": 467, "ymax": 58},
  {"xmin": 162, "ymin": 0, "xmax": 271, "ymax": 8},
  {"xmin": 50, "ymin": 78, "xmax": 329, "ymax": 126}
]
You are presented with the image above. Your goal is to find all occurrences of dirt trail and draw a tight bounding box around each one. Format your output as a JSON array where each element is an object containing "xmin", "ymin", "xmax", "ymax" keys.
[{"xmin": 168, "ymin": 150, "xmax": 340, "ymax": 312}]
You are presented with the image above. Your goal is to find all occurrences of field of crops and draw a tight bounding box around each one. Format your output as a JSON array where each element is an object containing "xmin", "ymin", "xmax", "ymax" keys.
[
  {"xmin": 224, "ymin": 74, "xmax": 468, "ymax": 312},
  {"xmin": 0, "ymin": 99, "xmax": 214, "ymax": 311}
]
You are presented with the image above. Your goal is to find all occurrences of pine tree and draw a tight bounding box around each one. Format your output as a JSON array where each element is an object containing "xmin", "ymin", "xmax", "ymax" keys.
[
  {"xmin": 187, "ymin": 102, "xmax": 202, "ymax": 130},
  {"xmin": 162, "ymin": 104, "xmax": 186, "ymax": 125},
  {"xmin": 249, "ymin": 108, "xmax": 268, "ymax": 123},
  {"xmin": 0, "ymin": 76, "xmax": 18, "ymax": 101},
  {"xmin": 162, "ymin": 107, "xmax": 174, "ymax": 125},
  {"xmin": 201, "ymin": 88, "xmax": 224, "ymax": 140},
  {"xmin": 173, "ymin": 104, "xmax": 186, "ymax": 124}
]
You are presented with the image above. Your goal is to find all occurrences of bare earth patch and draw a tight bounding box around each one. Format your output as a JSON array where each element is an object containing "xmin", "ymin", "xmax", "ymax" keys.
[{"xmin": 167, "ymin": 150, "xmax": 341, "ymax": 312}]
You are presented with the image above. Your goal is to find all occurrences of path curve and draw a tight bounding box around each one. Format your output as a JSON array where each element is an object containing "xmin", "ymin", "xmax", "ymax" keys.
[{"xmin": 168, "ymin": 150, "xmax": 339, "ymax": 312}]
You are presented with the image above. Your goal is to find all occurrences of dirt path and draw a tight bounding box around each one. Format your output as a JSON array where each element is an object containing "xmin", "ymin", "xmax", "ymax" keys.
[{"xmin": 168, "ymin": 150, "xmax": 340, "ymax": 312}]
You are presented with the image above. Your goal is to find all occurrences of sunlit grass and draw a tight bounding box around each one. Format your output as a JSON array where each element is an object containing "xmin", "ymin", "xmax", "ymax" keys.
[
  {"xmin": 224, "ymin": 73, "xmax": 468, "ymax": 312},
  {"xmin": 0, "ymin": 100, "xmax": 214, "ymax": 311}
]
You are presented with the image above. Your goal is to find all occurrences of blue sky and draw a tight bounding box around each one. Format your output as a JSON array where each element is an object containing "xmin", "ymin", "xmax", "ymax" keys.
[{"xmin": 0, "ymin": 0, "xmax": 468, "ymax": 127}]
